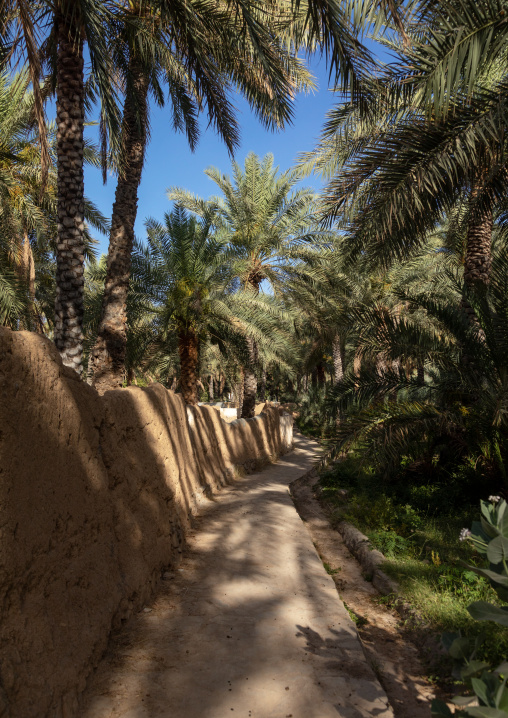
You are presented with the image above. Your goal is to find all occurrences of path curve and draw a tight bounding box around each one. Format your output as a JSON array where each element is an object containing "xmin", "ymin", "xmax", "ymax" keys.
[{"xmin": 81, "ymin": 433, "xmax": 393, "ymax": 718}]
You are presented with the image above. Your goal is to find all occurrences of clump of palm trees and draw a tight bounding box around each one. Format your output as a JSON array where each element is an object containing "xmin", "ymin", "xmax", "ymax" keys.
[
  {"xmin": 0, "ymin": 0, "xmax": 378, "ymax": 382},
  {"xmin": 82, "ymin": 158, "xmax": 313, "ymax": 417},
  {"xmin": 280, "ymin": 0, "xmax": 508, "ymax": 491},
  {"xmin": 4, "ymin": 0, "xmax": 508, "ymax": 484},
  {"xmin": 170, "ymin": 151, "xmax": 331, "ymax": 416}
]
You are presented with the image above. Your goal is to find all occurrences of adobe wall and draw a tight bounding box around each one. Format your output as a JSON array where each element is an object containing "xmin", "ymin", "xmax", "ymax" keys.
[{"xmin": 0, "ymin": 328, "xmax": 293, "ymax": 718}]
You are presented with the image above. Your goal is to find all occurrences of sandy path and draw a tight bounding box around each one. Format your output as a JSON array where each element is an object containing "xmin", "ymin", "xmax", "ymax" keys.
[{"xmin": 81, "ymin": 433, "xmax": 393, "ymax": 718}]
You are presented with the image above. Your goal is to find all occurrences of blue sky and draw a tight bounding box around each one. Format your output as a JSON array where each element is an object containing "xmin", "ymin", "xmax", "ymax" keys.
[{"xmin": 84, "ymin": 55, "xmax": 340, "ymax": 256}]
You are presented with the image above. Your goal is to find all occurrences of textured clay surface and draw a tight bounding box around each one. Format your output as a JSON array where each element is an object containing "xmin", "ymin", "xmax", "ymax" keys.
[{"xmin": 0, "ymin": 328, "xmax": 291, "ymax": 718}]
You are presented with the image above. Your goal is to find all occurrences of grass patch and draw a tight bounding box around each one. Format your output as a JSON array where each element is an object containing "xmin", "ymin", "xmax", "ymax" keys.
[
  {"xmin": 323, "ymin": 561, "xmax": 341, "ymax": 576},
  {"xmin": 320, "ymin": 453, "xmax": 508, "ymax": 667},
  {"xmin": 343, "ymin": 601, "xmax": 369, "ymax": 628}
]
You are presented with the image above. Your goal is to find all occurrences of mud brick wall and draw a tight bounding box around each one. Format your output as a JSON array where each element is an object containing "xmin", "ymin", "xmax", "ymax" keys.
[{"xmin": 0, "ymin": 328, "xmax": 292, "ymax": 718}]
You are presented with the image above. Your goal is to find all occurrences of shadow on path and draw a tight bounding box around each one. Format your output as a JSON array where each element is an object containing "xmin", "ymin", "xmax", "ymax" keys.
[{"xmin": 81, "ymin": 435, "xmax": 392, "ymax": 718}]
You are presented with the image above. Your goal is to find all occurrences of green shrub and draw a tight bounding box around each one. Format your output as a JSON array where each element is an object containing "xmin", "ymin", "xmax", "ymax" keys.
[
  {"xmin": 296, "ymin": 388, "xmax": 335, "ymax": 439},
  {"xmin": 368, "ymin": 529, "xmax": 411, "ymax": 558},
  {"xmin": 344, "ymin": 494, "xmax": 399, "ymax": 533},
  {"xmin": 319, "ymin": 454, "xmax": 508, "ymax": 673}
]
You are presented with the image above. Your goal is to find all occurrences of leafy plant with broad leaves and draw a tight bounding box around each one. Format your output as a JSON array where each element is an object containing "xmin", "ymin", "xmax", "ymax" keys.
[{"xmin": 431, "ymin": 497, "xmax": 508, "ymax": 718}]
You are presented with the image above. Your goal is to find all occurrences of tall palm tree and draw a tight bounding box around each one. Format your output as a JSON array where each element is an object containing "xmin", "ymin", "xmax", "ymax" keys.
[
  {"xmin": 1, "ymin": 0, "xmax": 119, "ymax": 371},
  {"xmin": 0, "ymin": 70, "xmax": 108, "ymax": 330},
  {"xmin": 89, "ymin": 0, "xmax": 319, "ymax": 393},
  {"xmin": 403, "ymin": 0, "xmax": 508, "ymax": 293},
  {"xmin": 90, "ymin": 0, "xmax": 388, "ymax": 392},
  {"xmin": 143, "ymin": 208, "xmax": 215, "ymax": 405},
  {"xmin": 170, "ymin": 151, "xmax": 330, "ymax": 416},
  {"xmin": 137, "ymin": 205, "xmax": 294, "ymax": 405},
  {"xmin": 301, "ymin": 0, "xmax": 508, "ymax": 294}
]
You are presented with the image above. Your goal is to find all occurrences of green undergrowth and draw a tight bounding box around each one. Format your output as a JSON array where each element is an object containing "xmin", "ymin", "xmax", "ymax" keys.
[
  {"xmin": 343, "ymin": 601, "xmax": 369, "ymax": 628},
  {"xmin": 295, "ymin": 388, "xmax": 333, "ymax": 440},
  {"xmin": 320, "ymin": 453, "xmax": 508, "ymax": 667}
]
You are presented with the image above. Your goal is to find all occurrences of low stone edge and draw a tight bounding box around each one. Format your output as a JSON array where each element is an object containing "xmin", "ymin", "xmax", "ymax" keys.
[{"xmin": 292, "ymin": 465, "xmax": 427, "ymax": 628}]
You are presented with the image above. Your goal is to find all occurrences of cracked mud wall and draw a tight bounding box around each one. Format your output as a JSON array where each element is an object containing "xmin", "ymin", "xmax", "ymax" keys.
[{"xmin": 0, "ymin": 328, "xmax": 292, "ymax": 718}]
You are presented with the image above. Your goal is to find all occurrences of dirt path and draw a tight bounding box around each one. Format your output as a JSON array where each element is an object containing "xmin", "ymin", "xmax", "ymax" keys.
[
  {"xmin": 290, "ymin": 471, "xmax": 437, "ymax": 718},
  {"xmin": 80, "ymin": 433, "xmax": 393, "ymax": 718}
]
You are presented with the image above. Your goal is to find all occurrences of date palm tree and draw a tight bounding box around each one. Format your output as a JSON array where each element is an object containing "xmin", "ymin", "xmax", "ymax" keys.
[
  {"xmin": 0, "ymin": 69, "xmax": 108, "ymax": 330},
  {"xmin": 1, "ymin": 0, "xmax": 119, "ymax": 371},
  {"xmin": 302, "ymin": 0, "xmax": 508, "ymax": 295},
  {"xmin": 138, "ymin": 204, "xmax": 295, "ymax": 405},
  {"xmin": 403, "ymin": 0, "xmax": 508, "ymax": 293},
  {"xmin": 170, "ymin": 151, "xmax": 331, "ymax": 416}
]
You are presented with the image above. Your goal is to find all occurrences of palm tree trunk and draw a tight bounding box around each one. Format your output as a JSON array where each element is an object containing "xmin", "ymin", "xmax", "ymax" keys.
[
  {"xmin": 464, "ymin": 202, "xmax": 493, "ymax": 291},
  {"xmin": 238, "ymin": 373, "xmax": 244, "ymax": 413},
  {"xmin": 460, "ymin": 189, "xmax": 492, "ymax": 364},
  {"xmin": 53, "ymin": 9, "xmax": 85, "ymax": 373},
  {"xmin": 417, "ymin": 362, "xmax": 424, "ymax": 386},
  {"xmin": 208, "ymin": 374, "xmax": 214, "ymax": 401},
  {"xmin": 86, "ymin": 353, "xmax": 94, "ymax": 385},
  {"xmin": 178, "ymin": 328, "xmax": 199, "ymax": 405},
  {"xmin": 241, "ymin": 336, "xmax": 258, "ymax": 419},
  {"xmin": 242, "ymin": 368, "xmax": 257, "ymax": 418},
  {"xmin": 259, "ymin": 366, "xmax": 267, "ymax": 402},
  {"xmin": 18, "ymin": 231, "xmax": 40, "ymax": 332},
  {"xmin": 241, "ymin": 275, "xmax": 261, "ymax": 418},
  {"xmin": 91, "ymin": 54, "xmax": 149, "ymax": 393},
  {"xmin": 332, "ymin": 336, "xmax": 345, "ymax": 425},
  {"xmin": 20, "ymin": 231, "xmax": 35, "ymax": 301},
  {"xmin": 332, "ymin": 335, "xmax": 344, "ymax": 383},
  {"xmin": 316, "ymin": 361, "xmax": 326, "ymax": 387},
  {"xmin": 234, "ymin": 368, "xmax": 244, "ymax": 415}
]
